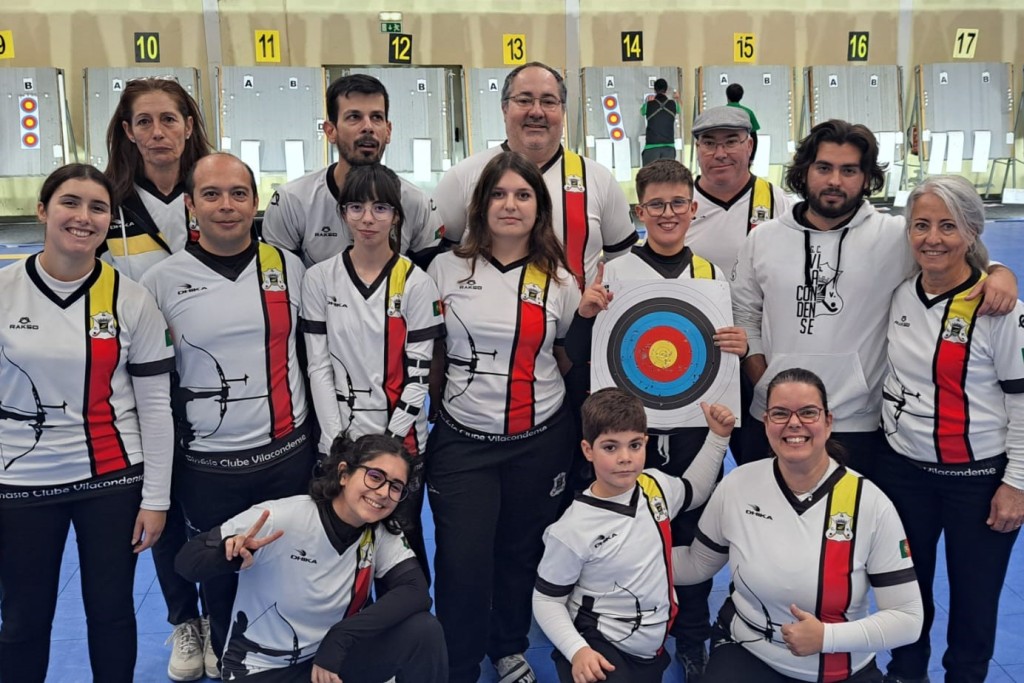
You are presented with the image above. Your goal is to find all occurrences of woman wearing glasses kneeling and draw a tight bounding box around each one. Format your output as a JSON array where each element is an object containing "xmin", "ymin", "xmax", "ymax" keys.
[
  {"xmin": 673, "ymin": 368, "xmax": 923, "ymax": 683},
  {"xmin": 176, "ymin": 433, "xmax": 447, "ymax": 683}
]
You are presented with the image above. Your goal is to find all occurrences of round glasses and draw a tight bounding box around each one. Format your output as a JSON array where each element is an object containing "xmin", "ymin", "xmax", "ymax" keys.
[
  {"xmin": 343, "ymin": 202, "xmax": 395, "ymax": 220},
  {"xmin": 355, "ymin": 465, "xmax": 409, "ymax": 502},
  {"xmin": 638, "ymin": 198, "xmax": 692, "ymax": 216},
  {"xmin": 766, "ymin": 406, "xmax": 824, "ymax": 424}
]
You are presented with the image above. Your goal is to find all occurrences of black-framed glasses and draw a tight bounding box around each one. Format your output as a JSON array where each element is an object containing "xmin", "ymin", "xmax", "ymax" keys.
[
  {"xmin": 503, "ymin": 94, "xmax": 564, "ymax": 111},
  {"xmin": 766, "ymin": 406, "xmax": 825, "ymax": 425},
  {"xmin": 355, "ymin": 465, "xmax": 409, "ymax": 502},
  {"xmin": 638, "ymin": 198, "xmax": 692, "ymax": 216},
  {"xmin": 696, "ymin": 136, "xmax": 749, "ymax": 153},
  {"xmin": 342, "ymin": 202, "xmax": 395, "ymax": 220}
]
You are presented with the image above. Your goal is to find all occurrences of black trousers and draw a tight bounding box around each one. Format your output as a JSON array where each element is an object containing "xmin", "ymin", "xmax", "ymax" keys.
[
  {"xmin": 427, "ymin": 406, "xmax": 574, "ymax": 683},
  {"xmin": 0, "ymin": 487, "xmax": 142, "ymax": 683},
  {"xmin": 873, "ymin": 447, "xmax": 1018, "ymax": 683},
  {"xmin": 641, "ymin": 147, "xmax": 677, "ymax": 166},
  {"xmin": 177, "ymin": 445, "xmax": 316, "ymax": 662},
  {"xmin": 150, "ymin": 494, "xmax": 203, "ymax": 625},
  {"xmin": 234, "ymin": 611, "xmax": 448, "ymax": 682},
  {"xmin": 703, "ymin": 640, "xmax": 882, "ymax": 683},
  {"xmin": 552, "ymin": 627, "xmax": 669, "ymax": 683}
]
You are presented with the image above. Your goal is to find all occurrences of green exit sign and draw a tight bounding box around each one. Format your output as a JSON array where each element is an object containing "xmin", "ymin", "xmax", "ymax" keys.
[{"xmin": 380, "ymin": 22, "xmax": 403, "ymax": 33}]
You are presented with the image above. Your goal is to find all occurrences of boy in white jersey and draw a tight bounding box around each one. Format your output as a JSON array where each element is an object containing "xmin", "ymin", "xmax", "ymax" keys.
[
  {"xmin": 563, "ymin": 160, "xmax": 746, "ymax": 679},
  {"xmin": 534, "ymin": 388, "xmax": 734, "ymax": 683}
]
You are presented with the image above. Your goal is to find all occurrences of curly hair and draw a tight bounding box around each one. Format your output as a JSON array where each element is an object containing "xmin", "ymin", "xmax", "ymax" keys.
[
  {"xmin": 105, "ymin": 78, "xmax": 211, "ymax": 205},
  {"xmin": 784, "ymin": 119, "xmax": 887, "ymax": 200},
  {"xmin": 454, "ymin": 150, "xmax": 570, "ymax": 282}
]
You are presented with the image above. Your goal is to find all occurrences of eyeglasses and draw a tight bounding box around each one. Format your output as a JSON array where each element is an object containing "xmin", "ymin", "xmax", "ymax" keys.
[
  {"xmin": 504, "ymin": 94, "xmax": 564, "ymax": 111},
  {"xmin": 638, "ymin": 198, "xmax": 692, "ymax": 216},
  {"xmin": 696, "ymin": 136, "xmax": 749, "ymax": 153},
  {"xmin": 355, "ymin": 465, "xmax": 409, "ymax": 502},
  {"xmin": 342, "ymin": 202, "xmax": 395, "ymax": 220},
  {"xmin": 766, "ymin": 406, "xmax": 825, "ymax": 424}
]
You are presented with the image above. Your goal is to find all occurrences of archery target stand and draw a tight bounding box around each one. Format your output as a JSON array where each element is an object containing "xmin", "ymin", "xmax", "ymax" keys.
[{"xmin": 592, "ymin": 279, "xmax": 740, "ymax": 430}]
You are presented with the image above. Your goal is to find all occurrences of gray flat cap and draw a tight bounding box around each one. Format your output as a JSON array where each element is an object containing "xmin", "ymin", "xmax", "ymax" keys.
[{"xmin": 692, "ymin": 105, "xmax": 752, "ymax": 136}]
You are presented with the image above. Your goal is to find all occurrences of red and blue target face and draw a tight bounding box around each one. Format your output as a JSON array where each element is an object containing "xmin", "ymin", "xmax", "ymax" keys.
[{"xmin": 607, "ymin": 297, "xmax": 721, "ymax": 409}]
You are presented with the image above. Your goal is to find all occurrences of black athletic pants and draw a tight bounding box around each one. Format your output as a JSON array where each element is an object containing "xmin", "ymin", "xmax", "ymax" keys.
[
  {"xmin": 703, "ymin": 640, "xmax": 882, "ymax": 682},
  {"xmin": 552, "ymin": 627, "xmax": 669, "ymax": 683},
  {"xmin": 151, "ymin": 494, "xmax": 203, "ymax": 625},
  {"xmin": 873, "ymin": 447, "xmax": 1018, "ymax": 683},
  {"xmin": 0, "ymin": 486, "xmax": 142, "ymax": 683},
  {"xmin": 231, "ymin": 611, "xmax": 448, "ymax": 682},
  {"xmin": 177, "ymin": 445, "xmax": 315, "ymax": 663},
  {"xmin": 427, "ymin": 405, "xmax": 574, "ymax": 683}
]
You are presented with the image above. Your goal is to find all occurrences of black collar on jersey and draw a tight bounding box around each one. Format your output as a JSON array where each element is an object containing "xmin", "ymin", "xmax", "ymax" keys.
[
  {"xmin": 25, "ymin": 254, "xmax": 104, "ymax": 310},
  {"xmin": 325, "ymin": 163, "xmax": 341, "ymax": 200},
  {"xmin": 487, "ymin": 253, "xmax": 532, "ymax": 273},
  {"xmin": 342, "ymin": 246, "xmax": 400, "ymax": 299},
  {"xmin": 573, "ymin": 484, "xmax": 640, "ymax": 517},
  {"xmin": 773, "ymin": 458, "xmax": 848, "ymax": 515},
  {"xmin": 500, "ymin": 141, "xmax": 564, "ymax": 175},
  {"xmin": 915, "ymin": 266, "xmax": 983, "ymax": 308},
  {"xmin": 135, "ymin": 172, "xmax": 186, "ymax": 204},
  {"xmin": 316, "ymin": 498, "xmax": 366, "ymax": 556},
  {"xmin": 632, "ymin": 242, "xmax": 695, "ymax": 280},
  {"xmin": 185, "ymin": 238, "xmax": 257, "ymax": 281},
  {"xmin": 694, "ymin": 174, "xmax": 756, "ymax": 211}
]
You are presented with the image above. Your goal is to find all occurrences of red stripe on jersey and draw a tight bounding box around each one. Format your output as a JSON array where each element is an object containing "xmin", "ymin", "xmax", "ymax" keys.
[
  {"xmin": 562, "ymin": 150, "xmax": 588, "ymax": 291},
  {"xmin": 383, "ymin": 259, "xmax": 415, "ymax": 455},
  {"xmin": 932, "ymin": 289, "xmax": 982, "ymax": 464},
  {"xmin": 257, "ymin": 243, "xmax": 295, "ymax": 440},
  {"xmin": 84, "ymin": 263, "xmax": 130, "ymax": 475},
  {"xmin": 816, "ymin": 472, "xmax": 861, "ymax": 683},
  {"xmin": 346, "ymin": 528, "xmax": 375, "ymax": 617},
  {"xmin": 637, "ymin": 474, "xmax": 678, "ymax": 654},
  {"xmin": 506, "ymin": 265, "xmax": 549, "ymax": 434}
]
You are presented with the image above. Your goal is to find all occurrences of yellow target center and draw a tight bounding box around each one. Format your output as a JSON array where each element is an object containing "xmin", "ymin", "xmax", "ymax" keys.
[{"xmin": 648, "ymin": 340, "xmax": 678, "ymax": 369}]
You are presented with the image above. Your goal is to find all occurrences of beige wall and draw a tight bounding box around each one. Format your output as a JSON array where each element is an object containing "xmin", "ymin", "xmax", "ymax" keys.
[{"xmin": 1, "ymin": 0, "xmax": 1022, "ymax": 212}]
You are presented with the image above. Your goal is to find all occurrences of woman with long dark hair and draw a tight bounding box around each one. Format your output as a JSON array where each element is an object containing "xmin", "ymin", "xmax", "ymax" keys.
[{"xmin": 427, "ymin": 150, "xmax": 581, "ymax": 683}]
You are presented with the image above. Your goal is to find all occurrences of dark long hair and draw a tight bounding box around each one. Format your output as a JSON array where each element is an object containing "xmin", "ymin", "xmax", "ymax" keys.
[
  {"xmin": 338, "ymin": 164, "xmax": 405, "ymax": 254},
  {"xmin": 455, "ymin": 150, "xmax": 569, "ymax": 282},
  {"xmin": 784, "ymin": 119, "xmax": 887, "ymax": 200},
  {"xmin": 105, "ymin": 78, "xmax": 211, "ymax": 205}
]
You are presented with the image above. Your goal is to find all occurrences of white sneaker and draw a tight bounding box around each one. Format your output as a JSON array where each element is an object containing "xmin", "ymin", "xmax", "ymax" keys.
[
  {"xmin": 495, "ymin": 653, "xmax": 537, "ymax": 683},
  {"xmin": 199, "ymin": 616, "xmax": 221, "ymax": 679},
  {"xmin": 165, "ymin": 618, "xmax": 204, "ymax": 682}
]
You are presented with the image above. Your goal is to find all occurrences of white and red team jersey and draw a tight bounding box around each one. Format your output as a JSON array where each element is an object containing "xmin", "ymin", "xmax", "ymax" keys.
[
  {"xmin": 102, "ymin": 178, "xmax": 191, "ymax": 280},
  {"xmin": 604, "ymin": 244, "xmax": 726, "ymax": 283},
  {"xmin": 261, "ymin": 164, "xmax": 443, "ymax": 267},
  {"xmin": 686, "ymin": 176, "xmax": 789, "ymax": 273},
  {"xmin": 140, "ymin": 241, "xmax": 308, "ymax": 458},
  {"xmin": 428, "ymin": 253, "xmax": 580, "ymax": 435},
  {"xmin": 536, "ymin": 469, "xmax": 700, "ymax": 659},
  {"xmin": 432, "ymin": 144, "xmax": 638, "ymax": 287},
  {"xmin": 678, "ymin": 459, "xmax": 919, "ymax": 682},
  {"xmin": 218, "ymin": 495, "xmax": 415, "ymax": 677},
  {"xmin": 883, "ymin": 270, "xmax": 1024, "ymax": 469},
  {"xmin": 302, "ymin": 250, "xmax": 445, "ymax": 455},
  {"xmin": 0, "ymin": 257, "xmax": 174, "ymax": 497}
]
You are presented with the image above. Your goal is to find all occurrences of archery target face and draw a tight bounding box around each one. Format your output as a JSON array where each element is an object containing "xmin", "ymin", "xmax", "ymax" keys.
[{"xmin": 591, "ymin": 279, "xmax": 740, "ymax": 430}]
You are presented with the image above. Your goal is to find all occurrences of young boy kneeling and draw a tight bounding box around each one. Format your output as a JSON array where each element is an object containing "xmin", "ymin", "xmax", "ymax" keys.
[{"xmin": 532, "ymin": 388, "xmax": 735, "ymax": 683}]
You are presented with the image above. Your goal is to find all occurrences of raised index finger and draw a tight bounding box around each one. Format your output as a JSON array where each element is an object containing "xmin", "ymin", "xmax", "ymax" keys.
[{"xmin": 592, "ymin": 261, "xmax": 604, "ymax": 287}]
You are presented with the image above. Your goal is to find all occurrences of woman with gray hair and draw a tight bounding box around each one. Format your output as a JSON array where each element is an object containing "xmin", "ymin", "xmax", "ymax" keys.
[{"xmin": 874, "ymin": 175, "xmax": 1024, "ymax": 683}]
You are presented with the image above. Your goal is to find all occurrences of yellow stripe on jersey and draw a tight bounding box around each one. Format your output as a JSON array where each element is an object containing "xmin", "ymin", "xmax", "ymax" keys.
[
  {"xmin": 257, "ymin": 241, "xmax": 285, "ymax": 280},
  {"xmin": 520, "ymin": 263, "xmax": 549, "ymax": 306},
  {"xmin": 691, "ymin": 253, "xmax": 714, "ymax": 279},
  {"xmin": 388, "ymin": 256, "xmax": 412, "ymax": 307},
  {"xmin": 105, "ymin": 232, "xmax": 170, "ymax": 257},
  {"xmin": 827, "ymin": 472, "xmax": 859, "ymax": 528},
  {"xmin": 89, "ymin": 263, "xmax": 118, "ymax": 330},
  {"xmin": 748, "ymin": 177, "xmax": 775, "ymax": 231},
  {"xmin": 636, "ymin": 473, "xmax": 677, "ymax": 654}
]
